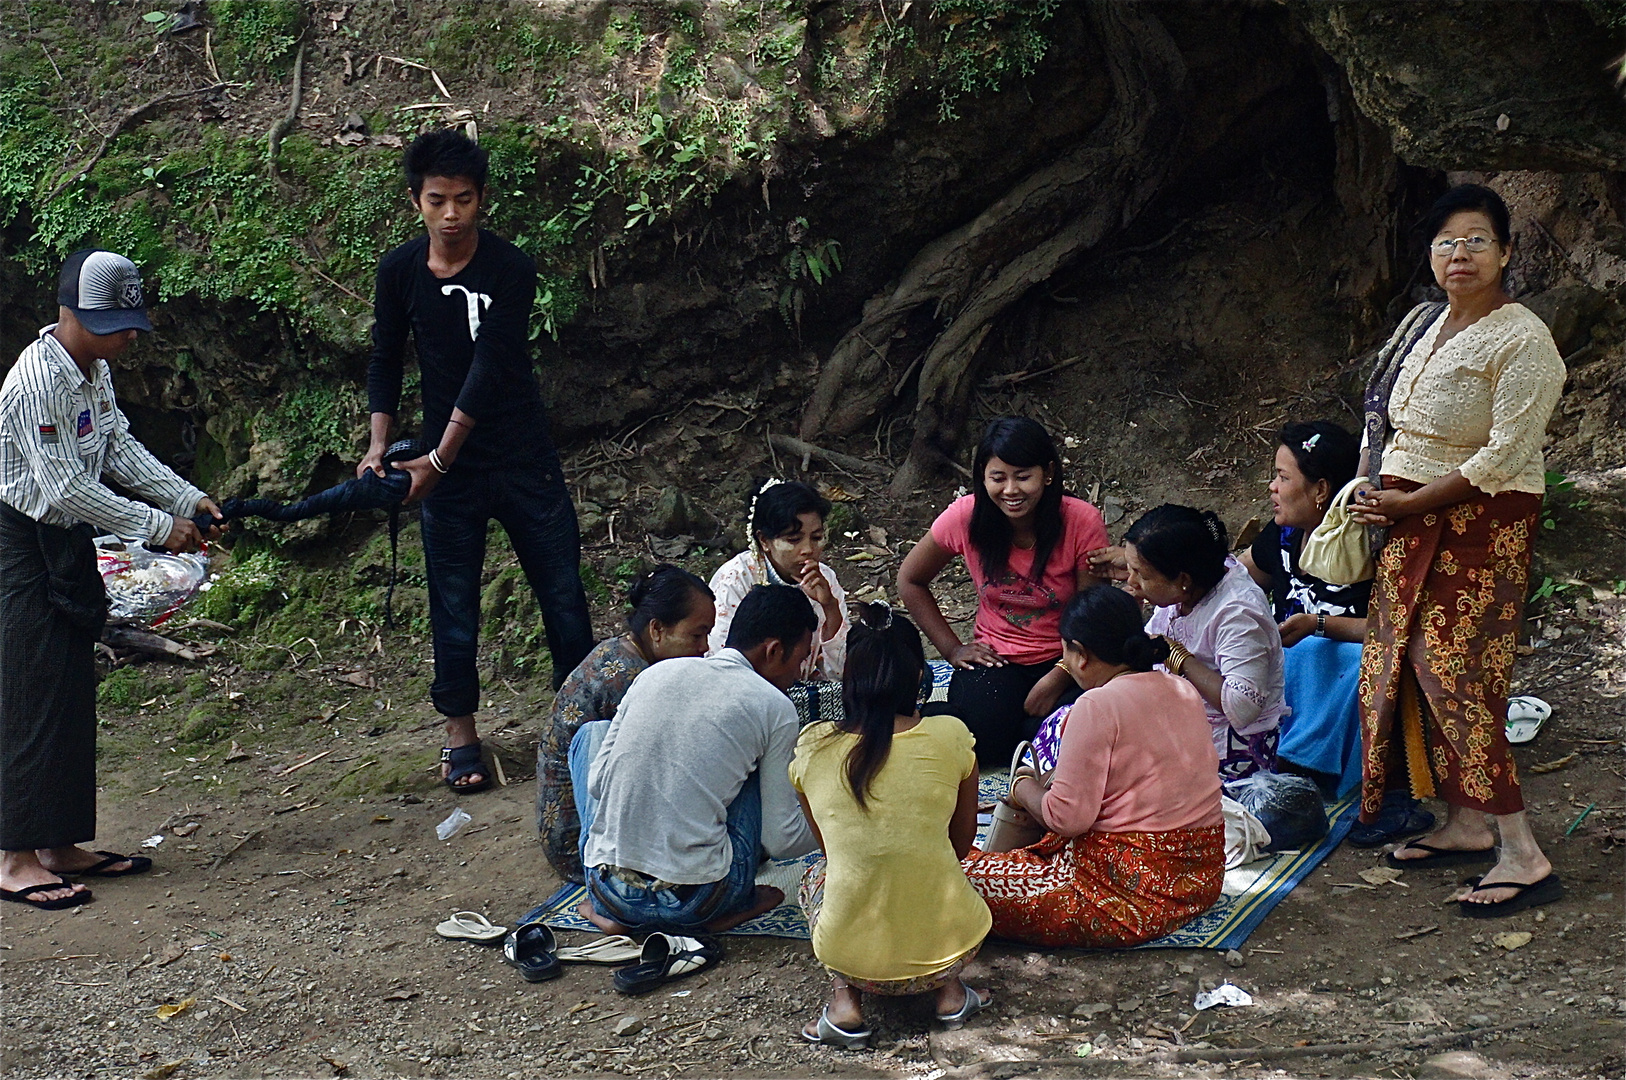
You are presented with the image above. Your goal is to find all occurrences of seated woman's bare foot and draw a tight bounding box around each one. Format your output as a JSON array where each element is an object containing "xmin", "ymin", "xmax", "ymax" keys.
[
  {"xmin": 704, "ymin": 885, "xmax": 783, "ymax": 932},
  {"xmin": 577, "ymin": 899, "xmax": 633, "ymax": 936}
]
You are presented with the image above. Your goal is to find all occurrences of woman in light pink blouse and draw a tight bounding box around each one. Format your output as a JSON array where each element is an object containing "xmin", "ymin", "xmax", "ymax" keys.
[
  {"xmin": 961, "ymin": 586, "xmax": 1223, "ymax": 947},
  {"xmin": 1351, "ymin": 184, "xmax": 1565, "ymax": 919}
]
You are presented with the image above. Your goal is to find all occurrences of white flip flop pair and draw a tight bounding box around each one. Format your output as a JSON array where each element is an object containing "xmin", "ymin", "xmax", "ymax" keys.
[
  {"xmin": 1506, "ymin": 695, "xmax": 1551, "ymax": 745},
  {"xmin": 435, "ymin": 912, "xmax": 642, "ymax": 964}
]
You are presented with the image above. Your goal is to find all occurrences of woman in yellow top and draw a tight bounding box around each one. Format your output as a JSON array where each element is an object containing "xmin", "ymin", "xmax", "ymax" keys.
[
  {"xmin": 789, "ymin": 603, "xmax": 991, "ymax": 1050},
  {"xmin": 1352, "ymin": 183, "xmax": 1566, "ymax": 919}
]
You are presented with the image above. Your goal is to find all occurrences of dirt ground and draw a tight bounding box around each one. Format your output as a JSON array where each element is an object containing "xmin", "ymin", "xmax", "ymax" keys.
[
  {"xmin": 6, "ymin": 177, "xmax": 1626, "ymax": 1079},
  {"xmin": 2, "ymin": 464, "xmax": 1623, "ymax": 1080}
]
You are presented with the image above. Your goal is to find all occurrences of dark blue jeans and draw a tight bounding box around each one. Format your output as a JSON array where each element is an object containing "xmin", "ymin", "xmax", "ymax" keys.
[{"xmin": 420, "ymin": 460, "xmax": 594, "ymax": 715}]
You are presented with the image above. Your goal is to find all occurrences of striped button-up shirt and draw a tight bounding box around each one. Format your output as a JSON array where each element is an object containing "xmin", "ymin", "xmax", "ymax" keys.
[{"xmin": 0, "ymin": 325, "xmax": 204, "ymax": 543}]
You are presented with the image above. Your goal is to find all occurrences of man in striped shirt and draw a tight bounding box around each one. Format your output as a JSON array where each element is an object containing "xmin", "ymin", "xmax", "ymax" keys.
[{"xmin": 0, "ymin": 249, "xmax": 221, "ymax": 910}]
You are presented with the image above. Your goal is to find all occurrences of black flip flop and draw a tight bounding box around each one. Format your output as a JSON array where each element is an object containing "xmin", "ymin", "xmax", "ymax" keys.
[
  {"xmin": 441, "ymin": 743, "xmax": 493, "ymax": 794},
  {"xmin": 1384, "ymin": 842, "xmax": 1497, "ymax": 870},
  {"xmin": 1458, "ymin": 873, "xmax": 1564, "ymax": 919},
  {"xmin": 612, "ymin": 933, "xmax": 723, "ymax": 996},
  {"xmin": 1, "ymin": 881, "xmax": 93, "ymax": 910},
  {"xmin": 63, "ymin": 851, "xmax": 152, "ymax": 878},
  {"xmin": 501, "ymin": 922, "xmax": 562, "ymax": 982}
]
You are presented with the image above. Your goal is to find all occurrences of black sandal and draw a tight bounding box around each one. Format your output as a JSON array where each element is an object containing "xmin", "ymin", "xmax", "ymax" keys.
[
  {"xmin": 1457, "ymin": 873, "xmax": 1564, "ymax": 919},
  {"xmin": 440, "ymin": 743, "xmax": 492, "ymax": 793},
  {"xmin": 1, "ymin": 881, "xmax": 93, "ymax": 910},
  {"xmin": 62, "ymin": 851, "xmax": 153, "ymax": 878},
  {"xmin": 1384, "ymin": 842, "xmax": 1496, "ymax": 870}
]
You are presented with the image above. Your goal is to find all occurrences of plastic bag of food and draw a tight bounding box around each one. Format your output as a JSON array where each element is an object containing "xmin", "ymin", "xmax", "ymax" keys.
[
  {"xmin": 1221, "ymin": 772, "xmax": 1328, "ymax": 852},
  {"xmin": 97, "ymin": 544, "xmax": 208, "ymax": 626}
]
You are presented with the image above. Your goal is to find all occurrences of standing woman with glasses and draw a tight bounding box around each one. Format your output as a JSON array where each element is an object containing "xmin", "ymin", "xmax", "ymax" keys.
[{"xmin": 1351, "ymin": 183, "xmax": 1566, "ymax": 918}]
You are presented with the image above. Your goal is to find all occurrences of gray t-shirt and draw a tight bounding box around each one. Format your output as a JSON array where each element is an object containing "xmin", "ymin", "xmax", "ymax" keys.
[{"xmin": 583, "ymin": 649, "xmax": 816, "ymax": 884}]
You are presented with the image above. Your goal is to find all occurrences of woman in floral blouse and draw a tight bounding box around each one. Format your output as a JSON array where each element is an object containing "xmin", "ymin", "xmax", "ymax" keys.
[{"xmin": 536, "ymin": 565, "xmax": 713, "ymax": 883}]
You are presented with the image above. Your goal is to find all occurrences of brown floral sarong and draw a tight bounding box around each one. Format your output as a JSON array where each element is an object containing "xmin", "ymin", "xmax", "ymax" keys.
[
  {"xmin": 960, "ymin": 825, "xmax": 1224, "ymax": 949},
  {"xmin": 1358, "ymin": 478, "xmax": 1540, "ymax": 818}
]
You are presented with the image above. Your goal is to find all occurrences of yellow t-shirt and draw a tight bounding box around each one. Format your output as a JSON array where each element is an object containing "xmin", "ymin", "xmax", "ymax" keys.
[{"xmin": 788, "ymin": 715, "xmax": 992, "ymax": 982}]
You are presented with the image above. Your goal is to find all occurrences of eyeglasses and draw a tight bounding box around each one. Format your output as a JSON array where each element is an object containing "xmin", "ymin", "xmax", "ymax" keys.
[{"xmin": 1432, "ymin": 235, "xmax": 1496, "ymax": 257}]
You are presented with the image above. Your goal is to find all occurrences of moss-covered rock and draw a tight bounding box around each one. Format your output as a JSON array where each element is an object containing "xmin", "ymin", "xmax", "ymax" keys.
[
  {"xmin": 97, "ymin": 667, "xmax": 151, "ymax": 709},
  {"xmin": 179, "ymin": 704, "xmax": 231, "ymax": 744}
]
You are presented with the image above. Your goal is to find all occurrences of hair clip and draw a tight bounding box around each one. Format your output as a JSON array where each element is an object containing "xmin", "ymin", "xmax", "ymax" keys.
[
  {"xmin": 1301, "ymin": 433, "xmax": 1321, "ymax": 454},
  {"xmin": 747, "ymin": 477, "xmax": 786, "ymax": 532},
  {"xmin": 850, "ymin": 602, "xmax": 894, "ymax": 632}
]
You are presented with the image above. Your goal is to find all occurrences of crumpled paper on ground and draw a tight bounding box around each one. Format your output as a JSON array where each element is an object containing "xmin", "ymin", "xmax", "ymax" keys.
[{"xmin": 1194, "ymin": 982, "xmax": 1253, "ymax": 1010}]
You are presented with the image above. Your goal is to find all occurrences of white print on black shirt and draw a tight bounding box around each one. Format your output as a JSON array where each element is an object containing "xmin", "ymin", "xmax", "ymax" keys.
[{"xmin": 441, "ymin": 284, "xmax": 492, "ymax": 341}]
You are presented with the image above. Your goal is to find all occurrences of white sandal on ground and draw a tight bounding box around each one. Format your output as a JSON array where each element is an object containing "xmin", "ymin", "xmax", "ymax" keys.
[
  {"xmin": 1505, "ymin": 695, "xmax": 1551, "ymax": 745},
  {"xmin": 434, "ymin": 911, "xmax": 508, "ymax": 943},
  {"xmin": 555, "ymin": 934, "xmax": 643, "ymax": 964}
]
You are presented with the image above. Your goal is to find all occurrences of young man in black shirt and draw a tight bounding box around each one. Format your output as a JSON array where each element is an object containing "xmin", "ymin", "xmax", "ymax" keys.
[{"xmin": 361, "ymin": 129, "xmax": 594, "ymax": 792}]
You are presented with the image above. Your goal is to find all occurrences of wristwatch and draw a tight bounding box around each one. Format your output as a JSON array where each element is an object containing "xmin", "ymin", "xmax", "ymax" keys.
[{"xmin": 1315, "ymin": 612, "xmax": 1326, "ymax": 637}]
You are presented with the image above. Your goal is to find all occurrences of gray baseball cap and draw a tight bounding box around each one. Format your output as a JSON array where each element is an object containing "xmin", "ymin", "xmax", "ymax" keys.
[{"xmin": 57, "ymin": 249, "xmax": 153, "ymax": 334}]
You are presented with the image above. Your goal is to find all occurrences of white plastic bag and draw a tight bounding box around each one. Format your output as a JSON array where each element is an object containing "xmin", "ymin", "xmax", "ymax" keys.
[
  {"xmin": 97, "ymin": 544, "xmax": 208, "ymax": 625},
  {"xmin": 436, "ymin": 808, "xmax": 472, "ymax": 841}
]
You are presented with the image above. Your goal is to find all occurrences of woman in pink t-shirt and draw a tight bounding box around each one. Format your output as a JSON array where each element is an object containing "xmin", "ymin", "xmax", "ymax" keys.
[{"xmin": 898, "ymin": 418, "xmax": 1108, "ymax": 766}]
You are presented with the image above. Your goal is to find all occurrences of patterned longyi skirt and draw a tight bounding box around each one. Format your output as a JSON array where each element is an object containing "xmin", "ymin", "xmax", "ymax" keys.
[{"xmin": 960, "ymin": 825, "xmax": 1223, "ymax": 949}]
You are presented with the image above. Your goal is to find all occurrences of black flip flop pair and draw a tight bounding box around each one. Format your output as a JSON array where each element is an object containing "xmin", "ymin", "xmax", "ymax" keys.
[
  {"xmin": 501, "ymin": 922, "xmax": 723, "ymax": 993},
  {"xmin": 0, "ymin": 851, "xmax": 151, "ymax": 911}
]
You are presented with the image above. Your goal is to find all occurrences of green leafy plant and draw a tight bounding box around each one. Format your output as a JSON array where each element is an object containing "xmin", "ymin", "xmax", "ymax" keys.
[
  {"xmin": 212, "ymin": 0, "xmax": 304, "ymax": 73},
  {"xmin": 1542, "ymin": 469, "xmax": 1576, "ymax": 530},
  {"xmin": 778, "ymin": 219, "xmax": 843, "ymax": 332}
]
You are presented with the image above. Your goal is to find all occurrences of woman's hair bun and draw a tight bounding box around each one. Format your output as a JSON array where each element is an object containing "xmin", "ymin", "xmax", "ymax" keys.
[{"xmin": 1120, "ymin": 631, "xmax": 1170, "ymax": 673}]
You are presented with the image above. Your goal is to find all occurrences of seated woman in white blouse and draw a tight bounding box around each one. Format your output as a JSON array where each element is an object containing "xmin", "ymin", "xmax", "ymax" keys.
[{"xmin": 1089, "ymin": 505, "xmax": 1286, "ymax": 779}]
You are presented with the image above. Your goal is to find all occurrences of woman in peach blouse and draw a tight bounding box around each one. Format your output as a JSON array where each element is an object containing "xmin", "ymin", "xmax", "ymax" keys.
[
  {"xmin": 961, "ymin": 586, "xmax": 1223, "ymax": 947},
  {"xmin": 1352, "ymin": 183, "xmax": 1566, "ymax": 919}
]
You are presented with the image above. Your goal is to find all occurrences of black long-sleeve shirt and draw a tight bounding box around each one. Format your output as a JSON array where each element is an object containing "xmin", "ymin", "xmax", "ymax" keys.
[{"xmin": 366, "ymin": 230, "xmax": 554, "ymax": 470}]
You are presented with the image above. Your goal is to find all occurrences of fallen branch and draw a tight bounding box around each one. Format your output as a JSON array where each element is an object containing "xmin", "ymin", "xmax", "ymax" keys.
[
  {"xmin": 939, "ymin": 1018, "xmax": 1544, "ymax": 1077},
  {"xmin": 766, "ymin": 434, "xmax": 893, "ymax": 479},
  {"xmin": 382, "ymin": 55, "xmax": 453, "ymax": 98},
  {"xmin": 207, "ymin": 828, "xmax": 261, "ymax": 874},
  {"xmin": 277, "ymin": 749, "xmax": 334, "ymax": 776},
  {"xmin": 46, "ymin": 83, "xmax": 228, "ymax": 202},
  {"xmin": 266, "ymin": 40, "xmax": 306, "ymax": 173},
  {"xmin": 101, "ymin": 625, "xmax": 203, "ymax": 662}
]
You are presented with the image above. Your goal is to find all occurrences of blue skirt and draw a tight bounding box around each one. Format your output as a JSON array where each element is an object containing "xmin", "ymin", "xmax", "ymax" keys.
[{"xmin": 1278, "ymin": 636, "xmax": 1364, "ymax": 799}]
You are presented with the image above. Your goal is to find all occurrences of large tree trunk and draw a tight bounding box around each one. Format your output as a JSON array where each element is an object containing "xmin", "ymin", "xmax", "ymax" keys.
[{"xmin": 799, "ymin": 1, "xmax": 1187, "ymax": 494}]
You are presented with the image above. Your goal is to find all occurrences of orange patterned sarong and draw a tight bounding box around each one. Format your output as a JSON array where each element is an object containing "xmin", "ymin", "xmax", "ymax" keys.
[
  {"xmin": 1358, "ymin": 479, "xmax": 1540, "ymax": 818},
  {"xmin": 960, "ymin": 826, "xmax": 1223, "ymax": 948}
]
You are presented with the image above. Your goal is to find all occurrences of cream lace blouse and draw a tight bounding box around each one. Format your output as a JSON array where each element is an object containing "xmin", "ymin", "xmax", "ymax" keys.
[{"xmin": 1381, "ymin": 303, "xmax": 1565, "ymax": 496}]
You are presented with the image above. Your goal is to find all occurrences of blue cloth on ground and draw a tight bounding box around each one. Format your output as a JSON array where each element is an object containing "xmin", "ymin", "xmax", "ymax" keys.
[{"xmin": 1277, "ymin": 636, "xmax": 1363, "ymax": 799}]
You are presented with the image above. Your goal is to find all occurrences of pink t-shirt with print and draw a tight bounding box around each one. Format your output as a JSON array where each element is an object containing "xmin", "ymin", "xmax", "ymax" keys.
[{"xmin": 930, "ymin": 494, "xmax": 1109, "ymax": 666}]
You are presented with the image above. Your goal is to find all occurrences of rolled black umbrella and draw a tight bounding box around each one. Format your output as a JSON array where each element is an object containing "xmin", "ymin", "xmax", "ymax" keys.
[{"xmin": 196, "ymin": 439, "xmax": 423, "ymax": 625}]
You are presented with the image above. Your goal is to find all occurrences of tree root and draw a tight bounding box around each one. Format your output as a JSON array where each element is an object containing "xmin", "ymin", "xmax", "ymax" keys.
[
  {"xmin": 45, "ymin": 83, "xmax": 227, "ymax": 203},
  {"xmin": 799, "ymin": 1, "xmax": 1187, "ymax": 494},
  {"xmin": 938, "ymin": 1018, "xmax": 1545, "ymax": 1078},
  {"xmin": 767, "ymin": 433, "xmax": 893, "ymax": 479},
  {"xmin": 266, "ymin": 40, "xmax": 307, "ymax": 174}
]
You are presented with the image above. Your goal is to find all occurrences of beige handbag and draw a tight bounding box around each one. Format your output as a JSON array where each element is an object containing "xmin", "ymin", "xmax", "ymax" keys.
[
  {"xmin": 983, "ymin": 741, "xmax": 1047, "ymax": 853},
  {"xmin": 1300, "ymin": 475, "xmax": 1375, "ymax": 585}
]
